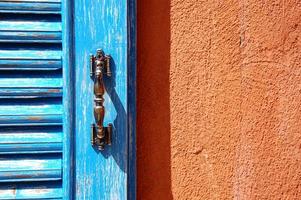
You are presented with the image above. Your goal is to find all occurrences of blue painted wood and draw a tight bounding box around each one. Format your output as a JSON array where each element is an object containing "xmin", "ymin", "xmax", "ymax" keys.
[
  {"xmin": 0, "ymin": 0, "xmax": 61, "ymax": 14},
  {"xmin": 0, "ymin": 1, "xmax": 67, "ymax": 199},
  {"xmin": 0, "ymin": 143, "xmax": 62, "ymax": 154},
  {"xmin": 0, "ymin": 18, "xmax": 61, "ymax": 43},
  {"xmin": 0, "ymin": 60, "xmax": 62, "ymax": 70},
  {"xmin": 74, "ymin": 0, "xmax": 136, "ymax": 199},
  {"xmin": 0, "ymin": 48, "xmax": 62, "ymax": 70},
  {"xmin": 0, "ymin": 77, "xmax": 62, "ymax": 88},
  {"xmin": 0, "ymin": 0, "xmax": 136, "ymax": 198},
  {"xmin": 127, "ymin": 0, "xmax": 137, "ymax": 199},
  {"xmin": 0, "ymin": 102, "xmax": 62, "ymax": 116},
  {"xmin": 0, "ymin": 49, "xmax": 61, "ymax": 59},
  {"xmin": 61, "ymin": 0, "xmax": 74, "ymax": 198},
  {"xmin": 0, "ymin": 114, "xmax": 62, "ymax": 126},
  {"xmin": 0, "ymin": 88, "xmax": 62, "ymax": 98},
  {"xmin": 0, "ymin": 182, "xmax": 62, "ymax": 199},
  {"xmin": 0, "ymin": 126, "xmax": 62, "ymax": 154},
  {"xmin": 0, "ymin": 155, "xmax": 62, "ymax": 182}
]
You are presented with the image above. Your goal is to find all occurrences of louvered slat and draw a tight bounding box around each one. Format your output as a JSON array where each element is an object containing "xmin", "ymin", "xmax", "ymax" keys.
[
  {"xmin": 0, "ymin": 88, "xmax": 62, "ymax": 98},
  {"xmin": 0, "ymin": 18, "xmax": 61, "ymax": 43},
  {"xmin": 0, "ymin": 182, "xmax": 62, "ymax": 199},
  {"xmin": 0, "ymin": 75, "xmax": 62, "ymax": 98},
  {"xmin": 0, "ymin": 99, "xmax": 62, "ymax": 126},
  {"xmin": 0, "ymin": 127, "xmax": 62, "ymax": 154},
  {"xmin": 0, "ymin": 115, "xmax": 62, "ymax": 126},
  {"xmin": 0, "ymin": 0, "xmax": 61, "ymax": 14},
  {"xmin": 0, "ymin": 77, "xmax": 62, "ymax": 88},
  {"xmin": 0, "ymin": 101, "xmax": 62, "ymax": 115},
  {"xmin": 0, "ymin": 49, "xmax": 61, "ymax": 70},
  {"xmin": 0, "ymin": 155, "xmax": 61, "ymax": 182}
]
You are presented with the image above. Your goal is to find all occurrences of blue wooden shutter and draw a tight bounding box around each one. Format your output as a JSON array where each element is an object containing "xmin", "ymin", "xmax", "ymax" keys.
[{"xmin": 0, "ymin": 1, "xmax": 70, "ymax": 199}]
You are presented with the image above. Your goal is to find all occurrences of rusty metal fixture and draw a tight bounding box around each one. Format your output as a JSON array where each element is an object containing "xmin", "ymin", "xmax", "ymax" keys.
[{"xmin": 90, "ymin": 49, "xmax": 112, "ymax": 150}]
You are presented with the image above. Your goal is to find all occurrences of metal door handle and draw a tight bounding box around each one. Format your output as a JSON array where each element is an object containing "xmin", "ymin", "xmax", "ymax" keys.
[{"xmin": 90, "ymin": 49, "xmax": 112, "ymax": 150}]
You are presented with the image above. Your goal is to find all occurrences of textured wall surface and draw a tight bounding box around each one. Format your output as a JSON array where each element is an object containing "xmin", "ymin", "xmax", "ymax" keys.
[{"xmin": 137, "ymin": 0, "xmax": 301, "ymax": 199}]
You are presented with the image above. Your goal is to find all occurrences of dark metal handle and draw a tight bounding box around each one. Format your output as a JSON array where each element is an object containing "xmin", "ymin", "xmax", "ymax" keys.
[{"xmin": 90, "ymin": 49, "xmax": 112, "ymax": 150}]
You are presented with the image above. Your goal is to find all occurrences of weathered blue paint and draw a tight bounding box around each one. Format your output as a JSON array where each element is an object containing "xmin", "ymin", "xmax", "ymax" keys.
[
  {"xmin": 0, "ymin": 126, "xmax": 62, "ymax": 154},
  {"xmin": 0, "ymin": 115, "xmax": 62, "ymax": 126},
  {"xmin": 127, "ymin": 0, "xmax": 137, "ymax": 199},
  {"xmin": 74, "ymin": 0, "xmax": 136, "ymax": 199},
  {"xmin": 0, "ymin": 182, "xmax": 62, "ymax": 199},
  {"xmin": 0, "ymin": 16, "xmax": 61, "ymax": 43},
  {"xmin": 0, "ymin": 0, "xmax": 136, "ymax": 199},
  {"xmin": 0, "ymin": 154, "xmax": 62, "ymax": 182},
  {"xmin": 0, "ymin": 0, "xmax": 67, "ymax": 199},
  {"xmin": 62, "ymin": 0, "xmax": 74, "ymax": 198},
  {"xmin": 0, "ymin": 88, "xmax": 62, "ymax": 98},
  {"xmin": 0, "ymin": 48, "xmax": 62, "ymax": 70},
  {"xmin": 0, "ymin": 0, "xmax": 61, "ymax": 14}
]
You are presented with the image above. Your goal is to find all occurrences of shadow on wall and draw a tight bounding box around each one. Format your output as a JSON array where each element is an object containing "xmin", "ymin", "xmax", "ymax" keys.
[{"xmin": 137, "ymin": 0, "xmax": 173, "ymax": 199}]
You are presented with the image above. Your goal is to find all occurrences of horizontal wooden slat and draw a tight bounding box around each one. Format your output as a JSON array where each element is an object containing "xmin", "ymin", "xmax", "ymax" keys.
[
  {"xmin": 0, "ymin": 69, "xmax": 62, "ymax": 98},
  {"xmin": 0, "ymin": 49, "xmax": 61, "ymax": 59},
  {"xmin": 0, "ymin": 59, "xmax": 61, "ymax": 70},
  {"xmin": 0, "ymin": 0, "xmax": 60, "ymax": 2},
  {"xmin": 0, "ymin": 1, "xmax": 61, "ymax": 14},
  {"xmin": 0, "ymin": 101, "xmax": 62, "ymax": 115},
  {"xmin": 0, "ymin": 49, "xmax": 61, "ymax": 70},
  {"xmin": 0, "ymin": 77, "xmax": 62, "ymax": 88},
  {"xmin": 0, "ymin": 155, "xmax": 62, "ymax": 182},
  {"xmin": 0, "ymin": 182, "xmax": 62, "ymax": 200},
  {"xmin": 0, "ymin": 20, "xmax": 61, "ymax": 43},
  {"xmin": 0, "ymin": 143, "xmax": 61, "ymax": 154},
  {"xmin": 0, "ymin": 19, "xmax": 61, "ymax": 32},
  {"xmin": 0, "ymin": 127, "xmax": 62, "ymax": 154},
  {"xmin": 0, "ymin": 88, "xmax": 62, "ymax": 98},
  {"xmin": 0, "ymin": 99, "xmax": 62, "ymax": 126},
  {"xmin": 0, "ymin": 114, "xmax": 62, "ymax": 126},
  {"xmin": 0, "ymin": 32, "xmax": 61, "ymax": 43}
]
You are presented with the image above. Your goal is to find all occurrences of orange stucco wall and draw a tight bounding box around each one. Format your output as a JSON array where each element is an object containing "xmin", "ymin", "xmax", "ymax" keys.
[{"xmin": 137, "ymin": 0, "xmax": 301, "ymax": 199}]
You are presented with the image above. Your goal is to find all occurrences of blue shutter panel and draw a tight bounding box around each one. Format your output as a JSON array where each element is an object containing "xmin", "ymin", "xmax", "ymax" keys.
[{"xmin": 0, "ymin": 1, "xmax": 66, "ymax": 199}]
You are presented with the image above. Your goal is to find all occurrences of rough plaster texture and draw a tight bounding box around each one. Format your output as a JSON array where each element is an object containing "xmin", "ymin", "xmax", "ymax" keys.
[{"xmin": 137, "ymin": 0, "xmax": 301, "ymax": 199}]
